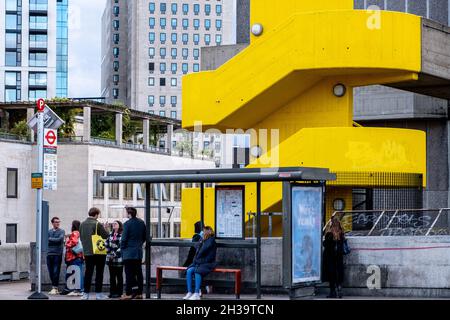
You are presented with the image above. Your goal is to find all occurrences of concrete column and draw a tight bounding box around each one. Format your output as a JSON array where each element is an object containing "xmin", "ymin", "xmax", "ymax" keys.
[
  {"xmin": 83, "ymin": 107, "xmax": 91, "ymax": 142},
  {"xmin": 143, "ymin": 118, "xmax": 150, "ymax": 150},
  {"xmin": 167, "ymin": 124, "xmax": 173, "ymax": 154},
  {"xmin": 26, "ymin": 108, "xmax": 35, "ymax": 143},
  {"xmin": 115, "ymin": 112, "xmax": 123, "ymax": 146}
]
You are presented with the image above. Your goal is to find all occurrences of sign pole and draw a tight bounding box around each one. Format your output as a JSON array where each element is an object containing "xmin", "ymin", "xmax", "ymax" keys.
[{"xmin": 29, "ymin": 99, "xmax": 48, "ymax": 300}]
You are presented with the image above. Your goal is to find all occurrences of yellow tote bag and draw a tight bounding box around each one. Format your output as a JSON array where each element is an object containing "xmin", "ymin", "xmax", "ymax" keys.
[{"xmin": 92, "ymin": 222, "xmax": 106, "ymax": 255}]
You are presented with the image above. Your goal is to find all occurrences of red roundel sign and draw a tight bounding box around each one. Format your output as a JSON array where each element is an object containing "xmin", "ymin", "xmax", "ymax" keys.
[
  {"xmin": 36, "ymin": 98, "xmax": 45, "ymax": 112},
  {"xmin": 45, "ymin": 130, "xmax": 57, "ymax": 146}
]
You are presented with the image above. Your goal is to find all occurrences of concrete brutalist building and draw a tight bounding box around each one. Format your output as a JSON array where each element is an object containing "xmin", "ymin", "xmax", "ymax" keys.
[{"xmin": 202, "ymin": 0, "xmax": 450, "ymax": 209}]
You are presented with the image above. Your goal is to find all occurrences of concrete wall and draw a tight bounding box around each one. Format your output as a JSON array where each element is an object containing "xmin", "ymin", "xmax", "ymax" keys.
[
  {"xmin": 0, "ymin": 141, "xmax": 34, "ymax": 244},
  {"xmin": 0, "ymin": 243, "xmax": 30, "ymax": 280}
]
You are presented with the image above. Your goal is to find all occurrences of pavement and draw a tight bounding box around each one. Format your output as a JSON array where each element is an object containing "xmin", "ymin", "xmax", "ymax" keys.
[{"xmin": 1, "ymin": 280, "xmax": 448, "ymax": 300}]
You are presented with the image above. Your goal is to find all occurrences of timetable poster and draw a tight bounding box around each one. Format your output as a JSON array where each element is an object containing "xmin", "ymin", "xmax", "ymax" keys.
[{"xmin": 215, "ymin": 186, "xmax": 245, "ymax": 239}]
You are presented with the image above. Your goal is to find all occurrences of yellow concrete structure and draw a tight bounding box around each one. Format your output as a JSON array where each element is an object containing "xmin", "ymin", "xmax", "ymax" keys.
[{"xmin": 180, "ymin": 1, "xmax": 427, "ymax": 238}]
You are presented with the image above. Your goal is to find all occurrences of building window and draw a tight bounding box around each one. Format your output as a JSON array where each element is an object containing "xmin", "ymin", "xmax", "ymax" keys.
[
  {"xmin": 149, "ymin": 17, "xmax": 155, "ymax": 29},
  {"xmin": 171, "ymin": 18, "xmax": 177, "ymax": 30},
  {"xmin": 29, "ymin": 52, "xmax": 47, "ymax": 67},
  {"xmin": 29, "ymin": 72, "xmax": 47, "ymax": 86},
  {"xmin": 182, "ymin": 33, "xmax": 189, "ymax": 44},
  {"xmin": 193, "ymin": 48, "xmax": 199, "ymax": 60},
  {"xmin": 113, "ymin": 6, "xmax": 120, "ymax": 16},
  {"xmin": 182, "ymin": 63, "xmax": 188, "ymax": 74},
  {"xmin": 205, "ymin": 34, "xmax": 211, "ymax": 45},
  {"xmin": 160, "ymin": 62, "xmax": 166, "ymax": 73},
  {"xmin": 171, "ymin": 48, "xmax": 177, "ymax": 59},
  {"xmin": 6, "ymin": 0, "xmax": 18, "ymax": 11},
  {"xmin": 149, "ymin": 62, "xmax": 155, "ymax": 72},
  {"xmin": 160, "ymin": 18, "xmax": 166, "ymax": 29},
  {"xmin": 149, "ymin": 32, "xmax": 155, "ymax": 43},
  {"xmin": 171, "ymin": 63, "xmax": 177, "ymax": 73},
  {"xmin": 5, "ymin": 14, "xmax": 19, "ymax": 30},
  {"xmin": 160, "ymin": 96, "xmax": 166, "ymax": 106},
  {"xmin": 171, "ymin": 33, "xmax": 177, "ymax": 44},
  {"xmin": 113, "ymin": 88, "xmax": 119, "ymax": 99},
  {"xmin": 182, "ymin": 3, "xmax": 189, "ymax": 14},
  {"xmin": 171, "ymin": 78, "xmax": 177, "ymax": 87},
  {"xmin": 148, "ymin": 95, "xmax": 155, "ymax": 106},
  {"xmin": 216, "ymin": 19, "xmax": 222, "ymax": 31},
  {"xmin": 113, "ymin": 47, "xmax": 119, "ymax": 58},
  {"xmin": 216, "ymin": 4, "xmax": 222, "ymax": 16},
  {"xmin": 149, "ymin": 47, "xmax": 155, "ymax": 58},
  {"xmin": 160, "ymin": 47, "xmax": 166, "ymax": 58},
  {"xmin": 29, "ymin": 15, "xmax": 48, "ymax": 30},
  {"xmin": 93, "ymin": 170, "xmax": 105, "ymax": 198},
  {"xmin": 194, "ymin": 19, "xmax": 200, "ymax": 30},
  {"xmin": 113, "ymin": 61, "xmax": 119, "ymax": 71},
  {"xmin": 182, "ymin": 18, "xmax": 188, "ymax": 30},
  {"xmin": 5, "ymin": 72, "xmax": 21, "ymax": 102},
  {"xmin": 171, "ymin": 95, "xmax": 177, "ymax": 106},
  {"xmin": 160, "ymin": 78, "xmax": 166, "ymax": 86},
  {"xmin": 174, "ymin": 183, "xmax": 182, "ymax": 201},
  {"xmin": 174, "ymin": 223, "xmax": 181, "ymax": 238},
  {"xmin": 149, "ymin": 2, "xmax": 155, "ymax": 13},
  {"xmin": 160, "ymin": 2, "xmax": 166, "ymax": 14},
  {"xmin": 215, "ymin": 34, "xmax": 222, "ymax": 45},
  {"xmin": 171, "ymin": 3, "xmax": 177, "ymax": 14},
  {"xmin": 159, "ymin": 111, "xmax": 166, "ymax": 117},
  {"xmin": 29, "ymin": 34, "xmax": 47, "ymax": 49},
  {"xmin": 171, "ymin": 111, "xmax": 177, "ymax": 119},
  {"xmin": 160, "ymin": 32, "xmax": 166, "ymax": 44},
  {"xmin": 205, "ymin": 19, "xmax": 211, "ymax": 30},
  {"xmin": 7, "ymin": 168, "xmax": 18, "ymax": 198},
  {"xmin": 30, "ymin": 0, "xmax": 48, "ymax": 11},
  {"xmin": 124, "ymin": 183, "xmax": 133, "ymax": 200},
  {"xmin": 5, "ymin": 52, "xmax": 19, "ymax": 67},
  {"xmin": 109, "ymin": 183, "xmax": 119, "ymax": 199},
  {"xmin": 193, "ymin": 64, "xmax": 200, "ymax": 72},
  {"xmin": 6, "ymin": 224, "xmax": 17, "ymax": 244},
  {"xmin": 113, "ymin": 75, "xmax": 119, "ymax": 85},
  {"xmin": 113, "ymin": 33, "xmax": 119, "ymax": 44},
  {"xmin": 113, "ymin": 20, "xmax": 119, "ymax": 30},
  {"xmin": 194, "ymin": 4, "xmax": 200, "ymax": 15},
  {"xmin": 193, "ymin": 34, "xmax": 200, "ymax": 45},
  {"xmin": 205, "ymin": 4, "xmax": 211, "ymax": 16},
  {"xmin": 182, "ymin": 48, "xmax": 188, "ymax": 59},
  {"xmin": 148, "ymin": 77, "xmax": 155, "ymax": 86}
]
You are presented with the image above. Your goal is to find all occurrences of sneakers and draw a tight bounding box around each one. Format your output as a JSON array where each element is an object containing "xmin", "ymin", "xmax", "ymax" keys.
[
  {"xmin": 188, "ymin": 293, "xmax": 201, "ymax": 300},
  {"xmin": 199, "ymin": 289, "xmax": 202, "ymax": 297},
  {"xmin": 182, "ymin": 292, "xmax": 193, "ymax": 300},
  {"xmin": 67, "ymin": 291, "xmax": 82, "ymax": 297},
  {"xmin": 48, "ymin": 287, "xmax": 59, "ymax": 295},
  {"xmin": 96, "ymin": 293, "xmax": 108, "ymax": 300},
  {"xmin": 81, "ymin": 293, "xmax": 90, "ymax": 300},
  {"xmin": 120, "ymin": 294, "xmax": 133, "ymax": 300}
]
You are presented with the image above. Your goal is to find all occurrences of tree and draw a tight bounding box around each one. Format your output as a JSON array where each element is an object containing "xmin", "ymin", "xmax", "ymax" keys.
[{"xmin": 10, "ymin": 120, "xmax": 29, "ymax": 140}]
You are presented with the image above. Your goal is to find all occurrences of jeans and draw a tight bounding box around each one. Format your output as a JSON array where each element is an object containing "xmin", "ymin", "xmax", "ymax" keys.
[
  {"xmin": 65, "ymin": 258, "xmax": 84, "ymax": 291},
  {"xmin": 186, "ymin": 267, "xmax": 202, "ymax": 294},
  {"xmin": 46, "ymin": 254, "xmax": 62, "ymax": 288},
  {"xmin": 84, "ymin": 255, "xmax": 106, "ymax": 293},
  {"xmin": 124, "ymin": 260, "xmax": 143, "ymax": 296},
  {"xmin": 109, "ymin": 265, "xmax": 124, "ymax": 296}
]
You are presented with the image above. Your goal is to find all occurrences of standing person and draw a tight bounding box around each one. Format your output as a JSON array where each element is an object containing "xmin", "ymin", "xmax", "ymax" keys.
[
  {"xmin": 105, "ymin": 220, "xmax": 124, "ymax": 298},
  {"xmin": 63, "ymin": 220, "xmax": 84, "ymax": 296},
  {"xmin": 79, "ymin": 207, "xmax": 109, "ymax": 300},
  {"xmin": 322, "ymin": 216, "xmax": 345, "ymax": 298},
  {"xmin": 47, "ymin": 217, "xmax": 65, "ymax": 295},
  {"xmin": 183, "ymin": 226, "xmax": 217, "ymax": 301},
  {"xmin": 121, "ymin": 207, "xmax": 146, "ymax": 300}
]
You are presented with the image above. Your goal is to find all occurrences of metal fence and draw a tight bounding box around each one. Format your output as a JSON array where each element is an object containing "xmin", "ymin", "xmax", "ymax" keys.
[{"xmin": 328, "ymin": 209, "xmax": 450, "ymax": 236}]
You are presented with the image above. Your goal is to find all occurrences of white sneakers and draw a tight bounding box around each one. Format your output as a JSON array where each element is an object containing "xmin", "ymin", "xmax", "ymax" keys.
[
  {"xmin": 183, "ymin": 292, "xmax": 201, "ymax": 300},
  {"xmin": 67, "ymin": 291, "xmax": 83, "ymax": 297},
  {"xmin": 81, "ymin": 293, "xmax": 90, "ymax": 300},
  {"xmin": 182, "ymin": 292, "xmax": 193, "ymax": 300},
  {"xmin": 48, "ymin": 287, "xmax": 59, "ymax": 295}
]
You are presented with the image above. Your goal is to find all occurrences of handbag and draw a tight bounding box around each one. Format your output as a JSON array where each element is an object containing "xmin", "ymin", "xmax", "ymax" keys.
[
  {"xmin": 343, "ymin": 238, "xmax": 351, "ymax": 255},
  {"xmin": 92, "ymin": 222, "xmax": 107, "ymax": 255},
  {"xmin": 72, "ymin": 239, "xmax": 83, "ymax": 254}
]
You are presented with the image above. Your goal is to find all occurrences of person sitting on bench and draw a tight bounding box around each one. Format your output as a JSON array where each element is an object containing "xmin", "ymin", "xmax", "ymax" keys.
[{"xmin": 183, "ymin": 226, "xmax": 217, "ymax": 300}]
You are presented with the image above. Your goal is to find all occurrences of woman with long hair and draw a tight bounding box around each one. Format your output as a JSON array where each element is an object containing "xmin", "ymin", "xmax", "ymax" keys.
[
  {"xmin": 183, "ymin": 226, "xmax": 217, "ymax": 300},
  {"xmin": 323, "ymin": 216, "xmax": 345, "ymax": 298},
  {"xmin": 105, "ymin": 220, "xmax": 124, "ymax": 298},
  {"xmin": 63, "ymin": 220, "xmax": 84, "ymax": 296}
]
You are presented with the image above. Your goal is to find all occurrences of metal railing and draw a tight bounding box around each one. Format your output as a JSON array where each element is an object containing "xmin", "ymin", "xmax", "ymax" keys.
[
  {"xmin": 327, "ymin": 208, "xmax": 450, "ymax": 236},
  {"xmin": 0, "ymin": 132, "xmax": 30, "ymax": 142}
]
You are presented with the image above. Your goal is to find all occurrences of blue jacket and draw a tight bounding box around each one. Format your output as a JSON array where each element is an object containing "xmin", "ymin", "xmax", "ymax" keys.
[
  {"xmin": 190, "ymin": 236, "xmax": 217, "ymax": 277},
  {"xmin": 121, "ymin": 217, "xmax": 146, "ymax": 261}
]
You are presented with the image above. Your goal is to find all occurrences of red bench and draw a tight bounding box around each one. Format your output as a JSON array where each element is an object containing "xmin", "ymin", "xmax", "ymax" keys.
[{"xmin": 156, "ymin": 266, "xmax": 242, "ymax": 299}]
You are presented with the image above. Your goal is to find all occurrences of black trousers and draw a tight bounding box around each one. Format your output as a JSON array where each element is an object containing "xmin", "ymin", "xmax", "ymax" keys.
[
  {"xmin": 109, "ymin": 265, "xmax": 124, "ymax": 296},
  {"xmin": 46, "ymin": 254, "xmax": 62, "ymax": 287},
  {"xmin": 124, "ymin": 260, "xmax": 143, "ymax": 296},
  {"xmin": 84, "ymin": 255, "xmax": 106, "ymax": 293}
]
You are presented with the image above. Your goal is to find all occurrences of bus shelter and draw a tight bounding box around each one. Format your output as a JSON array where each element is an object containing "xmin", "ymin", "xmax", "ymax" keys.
[{"xmin": 100, "ymin": 167, "xmax": 336, "ymax": 299}]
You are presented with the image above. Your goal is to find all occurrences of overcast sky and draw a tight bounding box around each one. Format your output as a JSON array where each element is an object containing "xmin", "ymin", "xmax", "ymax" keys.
[{"xmin": 68, "ymin": 0, "xmax": 107, "ymax": 98}]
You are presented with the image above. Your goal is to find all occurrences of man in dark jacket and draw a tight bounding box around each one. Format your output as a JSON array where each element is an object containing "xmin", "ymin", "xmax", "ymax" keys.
[
  {"xmin": 79, "ymin": 207, "xmax": 109, "ymax": 300},
  {"xmin": 120, "ymin": 207, "xmax": 147, "ymax": 300},
  {"xmin": 47, "ymin": 217, "xmax": 65, "ymax": 295}
]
